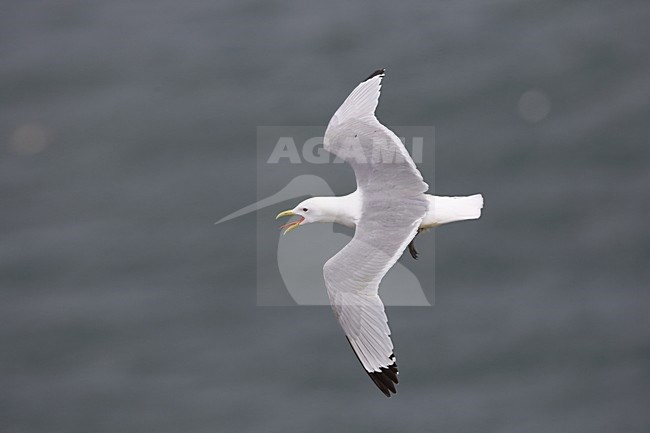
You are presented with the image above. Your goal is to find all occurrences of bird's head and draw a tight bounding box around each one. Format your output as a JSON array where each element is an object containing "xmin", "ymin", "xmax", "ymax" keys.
[{"xmin": 275, "ymin": 197, "xmax": 328, "ymax": 234}]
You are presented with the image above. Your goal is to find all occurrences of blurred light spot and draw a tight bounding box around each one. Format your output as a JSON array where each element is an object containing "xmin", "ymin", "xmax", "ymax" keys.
[
  {"xmin": 8, "ymin": 123, "xmax": 51, "ymax": 155},
  {"xmin": 518, "ymin": 90, "xmax": 551, "ymax": 123}
]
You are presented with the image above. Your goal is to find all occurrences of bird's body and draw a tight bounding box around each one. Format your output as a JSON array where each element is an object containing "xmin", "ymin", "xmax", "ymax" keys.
[
  {"xmin": 276, "ymin": 69, "xmax": 483, "ymax": 397},
  {"xmin": 296, "ymin": 191, "xmax": 483, "ymax": 230}
]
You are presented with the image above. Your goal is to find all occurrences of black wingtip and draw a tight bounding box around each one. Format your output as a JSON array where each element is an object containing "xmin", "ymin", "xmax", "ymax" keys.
[
  {"xmin": 363, "ymin": 68, "xmax": 386, "ymax": 82},
  {"xmin": 346, "ymin": 338, "xmax": 399, "ymax": 397},
  {"xmin": 367, "ymin": 357, "xmax": 399, "ymax": 397}
]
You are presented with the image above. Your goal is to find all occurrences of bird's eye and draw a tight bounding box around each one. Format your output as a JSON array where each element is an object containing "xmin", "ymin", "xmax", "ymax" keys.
[{"xmin": 302, "ymin": 208, "xmax": 308, "ymax": 212}]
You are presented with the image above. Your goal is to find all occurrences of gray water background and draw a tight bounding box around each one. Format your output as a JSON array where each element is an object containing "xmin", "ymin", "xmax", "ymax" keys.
[{"xmin": 1, "ymin": 1, "xmax": 649, "ymax": 432}]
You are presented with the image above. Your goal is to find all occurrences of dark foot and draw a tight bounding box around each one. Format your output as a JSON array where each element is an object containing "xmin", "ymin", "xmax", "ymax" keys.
[
  {"xmin": 407, "ymin": 229, "xmax": 422, "ymax": 260},
  {"xmin": 407, "ymin": 241, "xmax": 418, "ymax": 259}
]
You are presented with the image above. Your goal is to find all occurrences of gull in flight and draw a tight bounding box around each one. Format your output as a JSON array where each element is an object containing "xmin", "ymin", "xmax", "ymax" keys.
[{"xmin": 276, "ymin": 69, "xmax": 483, "ymax": 397}]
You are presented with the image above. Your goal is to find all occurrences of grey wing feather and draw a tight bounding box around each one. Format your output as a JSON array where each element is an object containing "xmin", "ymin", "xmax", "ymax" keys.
[{"xmin": 322, "ymin": 71, "xmax": 429, "ymax": 395}]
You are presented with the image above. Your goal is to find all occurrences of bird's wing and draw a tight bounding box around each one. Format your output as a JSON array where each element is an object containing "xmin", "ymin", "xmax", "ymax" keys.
[{"xmin": 322, "ymin": 70, "xmax": 429, "ymax": 397}]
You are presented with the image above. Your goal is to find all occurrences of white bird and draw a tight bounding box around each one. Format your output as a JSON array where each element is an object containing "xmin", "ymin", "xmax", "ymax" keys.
[{"xmin": 276, "ymin": 69, "xmax": 483, "ymax": 397}]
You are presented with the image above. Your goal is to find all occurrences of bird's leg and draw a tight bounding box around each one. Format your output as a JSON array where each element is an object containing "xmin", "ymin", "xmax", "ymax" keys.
[{"xmin": 407, "ymin": 229, "xmax": 422, "ymax": 260}]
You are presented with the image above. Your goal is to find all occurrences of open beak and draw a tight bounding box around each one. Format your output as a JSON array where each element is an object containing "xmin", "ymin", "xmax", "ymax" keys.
[{"xmin": 275, "ymin": 210, "xmax": 305, "ymax": 235}]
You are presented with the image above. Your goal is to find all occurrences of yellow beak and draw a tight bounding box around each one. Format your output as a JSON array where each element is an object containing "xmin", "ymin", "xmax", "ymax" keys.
[
  {"xmin": 275, "ymin": 209, "xmax": 304, "ymax": 235},
  {"xmin": 275, "ymin": 210, "xmax": 295, "ymax": 220}
]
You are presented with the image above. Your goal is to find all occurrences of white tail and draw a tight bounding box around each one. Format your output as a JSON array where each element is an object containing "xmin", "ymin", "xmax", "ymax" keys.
[{"xmin": 422, "ymin": 194, "xmax": 484, "ymax": 227}]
